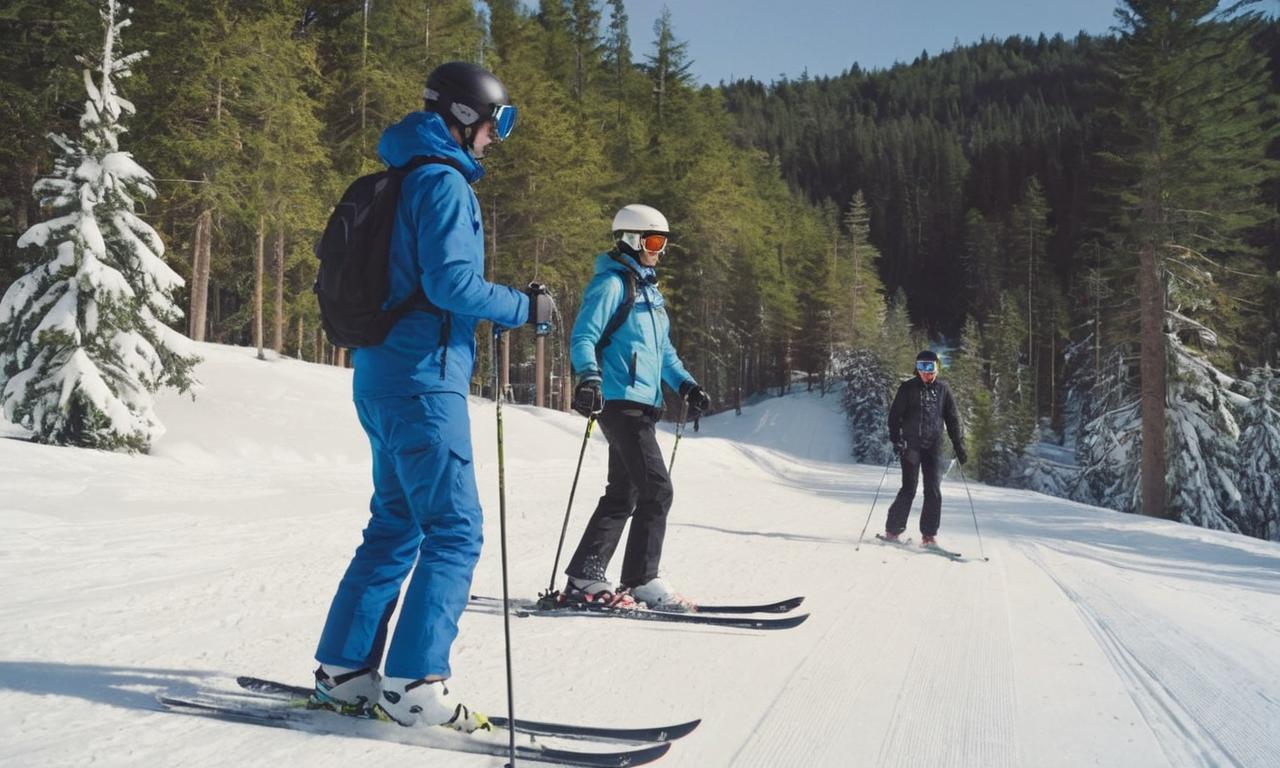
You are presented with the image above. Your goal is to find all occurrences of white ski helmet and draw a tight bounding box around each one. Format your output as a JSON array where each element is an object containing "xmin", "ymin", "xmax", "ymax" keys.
[
  {"xmin": 612, "ymin": 204, "xmax": 669, "ymax": 236},
  {"xmin": 612, "ymin": 204, "xmax": 669, "ymax": 255}
]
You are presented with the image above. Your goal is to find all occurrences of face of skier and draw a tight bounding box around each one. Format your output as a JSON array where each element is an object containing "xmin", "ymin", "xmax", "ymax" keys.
[{"xmin": 916, "ymin": 359, "xmax": 938, "ymax": 384}]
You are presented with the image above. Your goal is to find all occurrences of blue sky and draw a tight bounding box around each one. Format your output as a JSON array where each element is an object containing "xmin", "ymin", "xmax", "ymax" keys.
[{"xmin": 617, "ymin": 0, "xmax": 1124, "ymax": 84}]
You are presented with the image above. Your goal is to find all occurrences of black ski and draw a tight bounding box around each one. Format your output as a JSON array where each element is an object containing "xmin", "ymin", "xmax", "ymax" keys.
[
  {"xmin": 515, "ymin": 602, "xmax": 808, "ymax": 630},
  {"xmin": 921, "ymin": 543, "xmax": 963, "ymax": 560},
  {"xmin": 471, "ymin": 593, "xmax": 805, "ymax": 618},
  {"xmin": 236, "ymin": 676, "xmax": 700, "ymax": 744},
  {"xmin": 156, "ymin": 694, "xmax": 671, "ymax": 767},
  {"xmin": 875, "ymin": 534, "xmax": 961, "ymax": 560}
]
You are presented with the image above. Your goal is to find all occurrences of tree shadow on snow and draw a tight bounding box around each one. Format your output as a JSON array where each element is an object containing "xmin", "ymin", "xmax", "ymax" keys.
[{"xmin": 0, "ymin": 661, "xmax": 215, "ymax": 711}]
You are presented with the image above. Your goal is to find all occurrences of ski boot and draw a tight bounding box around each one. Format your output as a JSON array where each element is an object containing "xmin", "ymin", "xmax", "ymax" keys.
[
  {"xmin": 310, "ymin": 664, "xmax": 381, "ymax": 715},
  {"xmin": 631, "ymin": 577, "xmax": 697, "ymax": 613},
  {"xmin": 374, "ymin": 677, "xmax": 491, "ymax": 733}
]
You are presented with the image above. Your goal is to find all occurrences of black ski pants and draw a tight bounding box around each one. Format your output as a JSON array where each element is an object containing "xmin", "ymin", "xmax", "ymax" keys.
[
  {"xmin": 565, "ymin": 401, "xmax": 673, "ymax": 589},
  {"xmin": 884, "ymin": 443, "xmax": 944, "ymax": 537}
]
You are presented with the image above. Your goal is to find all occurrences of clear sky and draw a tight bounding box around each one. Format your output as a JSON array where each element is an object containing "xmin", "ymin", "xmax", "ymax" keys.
[{"xmin": 618, "ymin": 0, "xmax": 1125, "ymax": 85}]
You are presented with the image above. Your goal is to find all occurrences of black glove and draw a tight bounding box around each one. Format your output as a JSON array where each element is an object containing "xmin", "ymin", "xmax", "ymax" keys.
[
  {"xmin": 680, "ymin": 381, "xmax": 711, "ymax": 418},
  {"xmin": 572, "ymin": 377, "xmax": 603, "ymax": 417},
  {"xmin": 524, "ymin": 282, "xmax": 554, "ymax": 336},
  {"xmin": 892, "ymin": 438, "xmax": 906, "ymax": 457},
  {"xmin": 955, "ymin": 444, "xmax": 968, "ymax": 465}
]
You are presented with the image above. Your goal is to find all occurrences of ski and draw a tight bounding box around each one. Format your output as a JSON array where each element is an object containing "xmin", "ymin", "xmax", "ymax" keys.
[
  {"xmin": 470, "ymin": 593, "xmax": 804, "ymax": 616},
  {"xmin": 921, "ymin": 543, "xmax": 963, "ymax": 560},
  {"xmin": 156, "ymin": 694, "xmax": 672, "ymax": 767},
  {"xmin": 236, "ymin": 676, "xmax": 700, "ymax": 744},
  {"xmin": 514, "ymin": 602, "xmax": 808, "ymax": 630},
  {"xmin": 876, "ymin": 534, "xmax": 961, "ymax": 560}
]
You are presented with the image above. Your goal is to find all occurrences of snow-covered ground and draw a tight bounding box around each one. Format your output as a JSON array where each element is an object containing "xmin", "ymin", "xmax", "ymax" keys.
[{"xmin": 2, "ymin": 342, "xmax": 1279, "ymax": 767}]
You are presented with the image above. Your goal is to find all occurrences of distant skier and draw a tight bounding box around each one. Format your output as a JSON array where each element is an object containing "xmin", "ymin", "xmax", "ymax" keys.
[
  {"xmin": 560, "ymin": 204, "xmax": 710, "ymax": 612},
  {"xmin": 310, "ymin": 62, "xmax": 550, "ymax": 733},
  {"xmin": 882, "ymin": 350, "xmax": 966, "ymax": 547}
]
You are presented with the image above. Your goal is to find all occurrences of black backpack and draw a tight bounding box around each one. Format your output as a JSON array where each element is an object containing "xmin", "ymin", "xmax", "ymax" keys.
[{"xmin": 313, "ymin": 156, "xmax": 461, "ymax": 349}]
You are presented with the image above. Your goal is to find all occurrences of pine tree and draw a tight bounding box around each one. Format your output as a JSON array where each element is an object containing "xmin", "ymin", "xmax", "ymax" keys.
[
  {"xmin": 1073, "ymin": 347, "xmax": 1141, "ymax": 511},
  {"xmin": 1165, "ymin": 340, "xmax": 1244, "ymax": 532},
  {"xmin": 1237, "ymin": 366, "xmax": 1280, "ymax": 540},
  {"xmin": 840, "ymin": 348, "xmax": 893, "ymax": 464},
  {"xmin": 1104, "ymin": 0, "xmax": 1276, "ymax": 520},
  {"xmin": 0, "ymin": 0, "xmax": 196, "ymax": 451}
]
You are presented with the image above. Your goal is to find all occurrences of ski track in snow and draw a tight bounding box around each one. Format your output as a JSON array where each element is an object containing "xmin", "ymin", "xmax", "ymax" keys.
[{"xmin": 1020, "ymin": 541, "xmax": 1280, "ymax": 768}]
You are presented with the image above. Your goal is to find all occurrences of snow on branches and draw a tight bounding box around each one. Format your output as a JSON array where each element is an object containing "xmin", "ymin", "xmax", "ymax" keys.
[
  {"xmin": 1236, "ymin": 367, "xmax": 1280, "ymax": 541},
  {"xmin": 0, "ymin": 0, "xmax": 196, "ymax": 452}
]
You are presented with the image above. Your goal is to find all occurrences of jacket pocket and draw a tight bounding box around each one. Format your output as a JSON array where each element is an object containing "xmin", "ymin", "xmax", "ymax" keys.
[{"xmin": 629, "ymin": 351, "xmax": 638, "ymax": 386}]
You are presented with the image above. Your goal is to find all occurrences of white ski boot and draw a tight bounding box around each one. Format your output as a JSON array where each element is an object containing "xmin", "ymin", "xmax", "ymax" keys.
[
  {"xmin": 374, "ymin": 677, "xmax": 491, "ymax": 733},
  {"xmin": 310, "ymin": 664, "xmax": 381, "ymax": 715},
  {"xmin": 631, "ymin": 577, "xmax": 696, "ymax": 613}
]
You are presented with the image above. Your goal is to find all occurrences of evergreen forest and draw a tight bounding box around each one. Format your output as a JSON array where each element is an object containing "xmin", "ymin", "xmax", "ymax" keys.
[{"xmin": 1, "ymin": 0, "xmax": 1277, "ymax": 538}]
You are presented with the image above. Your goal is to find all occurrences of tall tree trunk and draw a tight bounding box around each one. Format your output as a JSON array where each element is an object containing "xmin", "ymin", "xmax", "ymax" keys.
[
  {"xmin": 188, "ymin": 208, "xmax": 213, "ymax": 341},
  {"xmin": 1138, "ymin": 240, "xmax": 1167, "ymax": 519},
  {"xmin": 296, "ymin": 316, "xmax": 304, "ymax": 360},
  {"xmin": 273, "ymin": 227, "xmax": 285, "ymax": 352},
  {"xmin": 336, "ymin": 347, "xmax": 347, "ymax": 368},
  {"xmin": 254, "ymin": 216, "xmax": 265, "ymax": 359},
  {"xmin": 15, "ymin": 158, "xmax": 39, "ymax": 233}
]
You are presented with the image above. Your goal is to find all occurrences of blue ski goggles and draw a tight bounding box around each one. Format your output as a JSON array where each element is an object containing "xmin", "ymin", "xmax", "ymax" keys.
[
  {"xmin": 916, "ymin": 360, "xmax": 938, "ymax": 373},
  {"xmin": 491, "ymin": 104, "xmax": 517, "ymax": 141}
]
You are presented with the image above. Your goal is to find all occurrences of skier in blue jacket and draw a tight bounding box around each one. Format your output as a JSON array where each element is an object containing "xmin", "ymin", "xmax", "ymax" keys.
[
  {"xmin": 310, "ymin": 62, "xmax": 550, "ymax": 732},
  {"xmin": 560, "ymin": 204, "xmax": 711, "ymax": 612}
]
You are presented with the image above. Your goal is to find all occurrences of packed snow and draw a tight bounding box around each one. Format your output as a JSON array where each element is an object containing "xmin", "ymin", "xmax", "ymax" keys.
[{"xmin": 2, "ymin": 342, "xmax": 1279, "ymax": 767}]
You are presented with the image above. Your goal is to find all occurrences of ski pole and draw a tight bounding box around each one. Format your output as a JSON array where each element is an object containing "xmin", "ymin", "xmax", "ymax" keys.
[
  {"xmin": 491, "ymin": 329, "xmax": 517, "ymax": 766},
  {"xmin": 544, "ymin": 414, "xmax": 596, "ymax": 598},
  {"xmin": 956, "ymin": 462, "xmax": 989, "ymax": 562},
  {"xmin": 854, "ymin": 452, "xmax": 896, "ymax": 551},
  {"xmin": 668, "ymin": 401, "xmax": 688, "ymax": 475}
]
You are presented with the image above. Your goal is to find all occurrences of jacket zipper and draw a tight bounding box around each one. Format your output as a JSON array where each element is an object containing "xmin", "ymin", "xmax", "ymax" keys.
[{"xmin": 645, "ymin": 285, "xmax": 663, "ymax": 406}]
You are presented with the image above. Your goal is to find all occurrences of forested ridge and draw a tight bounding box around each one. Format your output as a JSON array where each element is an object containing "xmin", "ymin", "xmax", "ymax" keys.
[{"xmin": 1, "ymin": 1, "xmax": 1277, "ymax": 537}]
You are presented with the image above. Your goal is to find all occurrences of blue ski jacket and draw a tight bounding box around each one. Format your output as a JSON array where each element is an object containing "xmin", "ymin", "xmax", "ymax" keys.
[
  {"xmin": 570, "ymin": 251, "xmax": 695, "ymax": 407},
  {"xmin": 353, "ymin": 111, "xmax": 528, "ymax": 399}
]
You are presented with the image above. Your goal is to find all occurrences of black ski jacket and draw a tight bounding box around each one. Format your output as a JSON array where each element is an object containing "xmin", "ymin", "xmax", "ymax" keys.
[{"xmin": 888, "ymin": 376, "xmax": 963, "ymax": 452}]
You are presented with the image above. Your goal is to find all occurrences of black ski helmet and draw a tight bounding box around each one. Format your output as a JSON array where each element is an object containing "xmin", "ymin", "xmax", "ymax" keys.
[
  {"xmin": 424, "ymin": 62, "xmax": 516, "ymax": 149},
  {"xmin": 916, "ymin": 350, "xmax": 939, "ymax": 363}
]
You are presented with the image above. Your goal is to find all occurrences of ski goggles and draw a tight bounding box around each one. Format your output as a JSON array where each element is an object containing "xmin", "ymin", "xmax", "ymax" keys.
[
  {"xmin": 916, "ymin": 360, "xmax": 938, "ymax": 373},
  {"xmin": 620, "ymin": 231, "xmax": 669, "ymax": 254},
  {"xmin": 491, "ymin": 104, "xmax": 517, "ymax": 141}
]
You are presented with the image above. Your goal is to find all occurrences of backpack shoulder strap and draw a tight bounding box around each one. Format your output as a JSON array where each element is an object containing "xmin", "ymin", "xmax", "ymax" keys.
[
  {"xmin": 397, "ymin": 155, "xmax": 466, "ymax": 176},
  {"xmin": 595, "ymin": 253, "xmax": 638, "ymax": 360}
]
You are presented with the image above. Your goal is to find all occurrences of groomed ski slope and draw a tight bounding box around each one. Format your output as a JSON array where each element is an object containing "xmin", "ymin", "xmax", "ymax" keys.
[{"xmin": 2, "ymin": 342, "xmax": 1279, "ymax": 767}]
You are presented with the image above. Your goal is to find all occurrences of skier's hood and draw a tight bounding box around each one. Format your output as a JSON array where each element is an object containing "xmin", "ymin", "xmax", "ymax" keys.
[
  {"xmin": 378, "ymin": 111, "xmax": 484, "ymax": 184},
  {"xmin": 593, "ymin": 250, "xmax": 657, "ymax": 283}
]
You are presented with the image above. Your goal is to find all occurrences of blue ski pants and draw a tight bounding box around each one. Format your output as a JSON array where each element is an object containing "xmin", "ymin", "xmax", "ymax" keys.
[{"xmin": 315, "ymin": 392, "xmax": 482, "ymax": 680}]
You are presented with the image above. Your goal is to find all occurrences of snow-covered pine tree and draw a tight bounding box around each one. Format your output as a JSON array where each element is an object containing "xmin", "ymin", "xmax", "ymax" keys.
[
  {"xmin": 840, "ymin": 348, "xmax": 893, "ymax": 464},
  {"xmin": 1074, "ymin": 348, "xmax": 1142, "ymax": 512},
  {"xmin": 0, "ymin": 0, "xmax": 196, "ymax": 452},
  {"xmin": 1164, "ymin": 339, "xmax": 1245, "ymax": 532},
  {"xmin": 1235, "ymin": 366, "xmax": 1280, "ymax": 541}
]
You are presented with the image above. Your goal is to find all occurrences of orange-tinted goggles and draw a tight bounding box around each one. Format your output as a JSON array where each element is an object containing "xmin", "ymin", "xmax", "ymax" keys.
[{"xmin": 641, "ymin": 233, "xmax": 668, "ymax": 252}]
